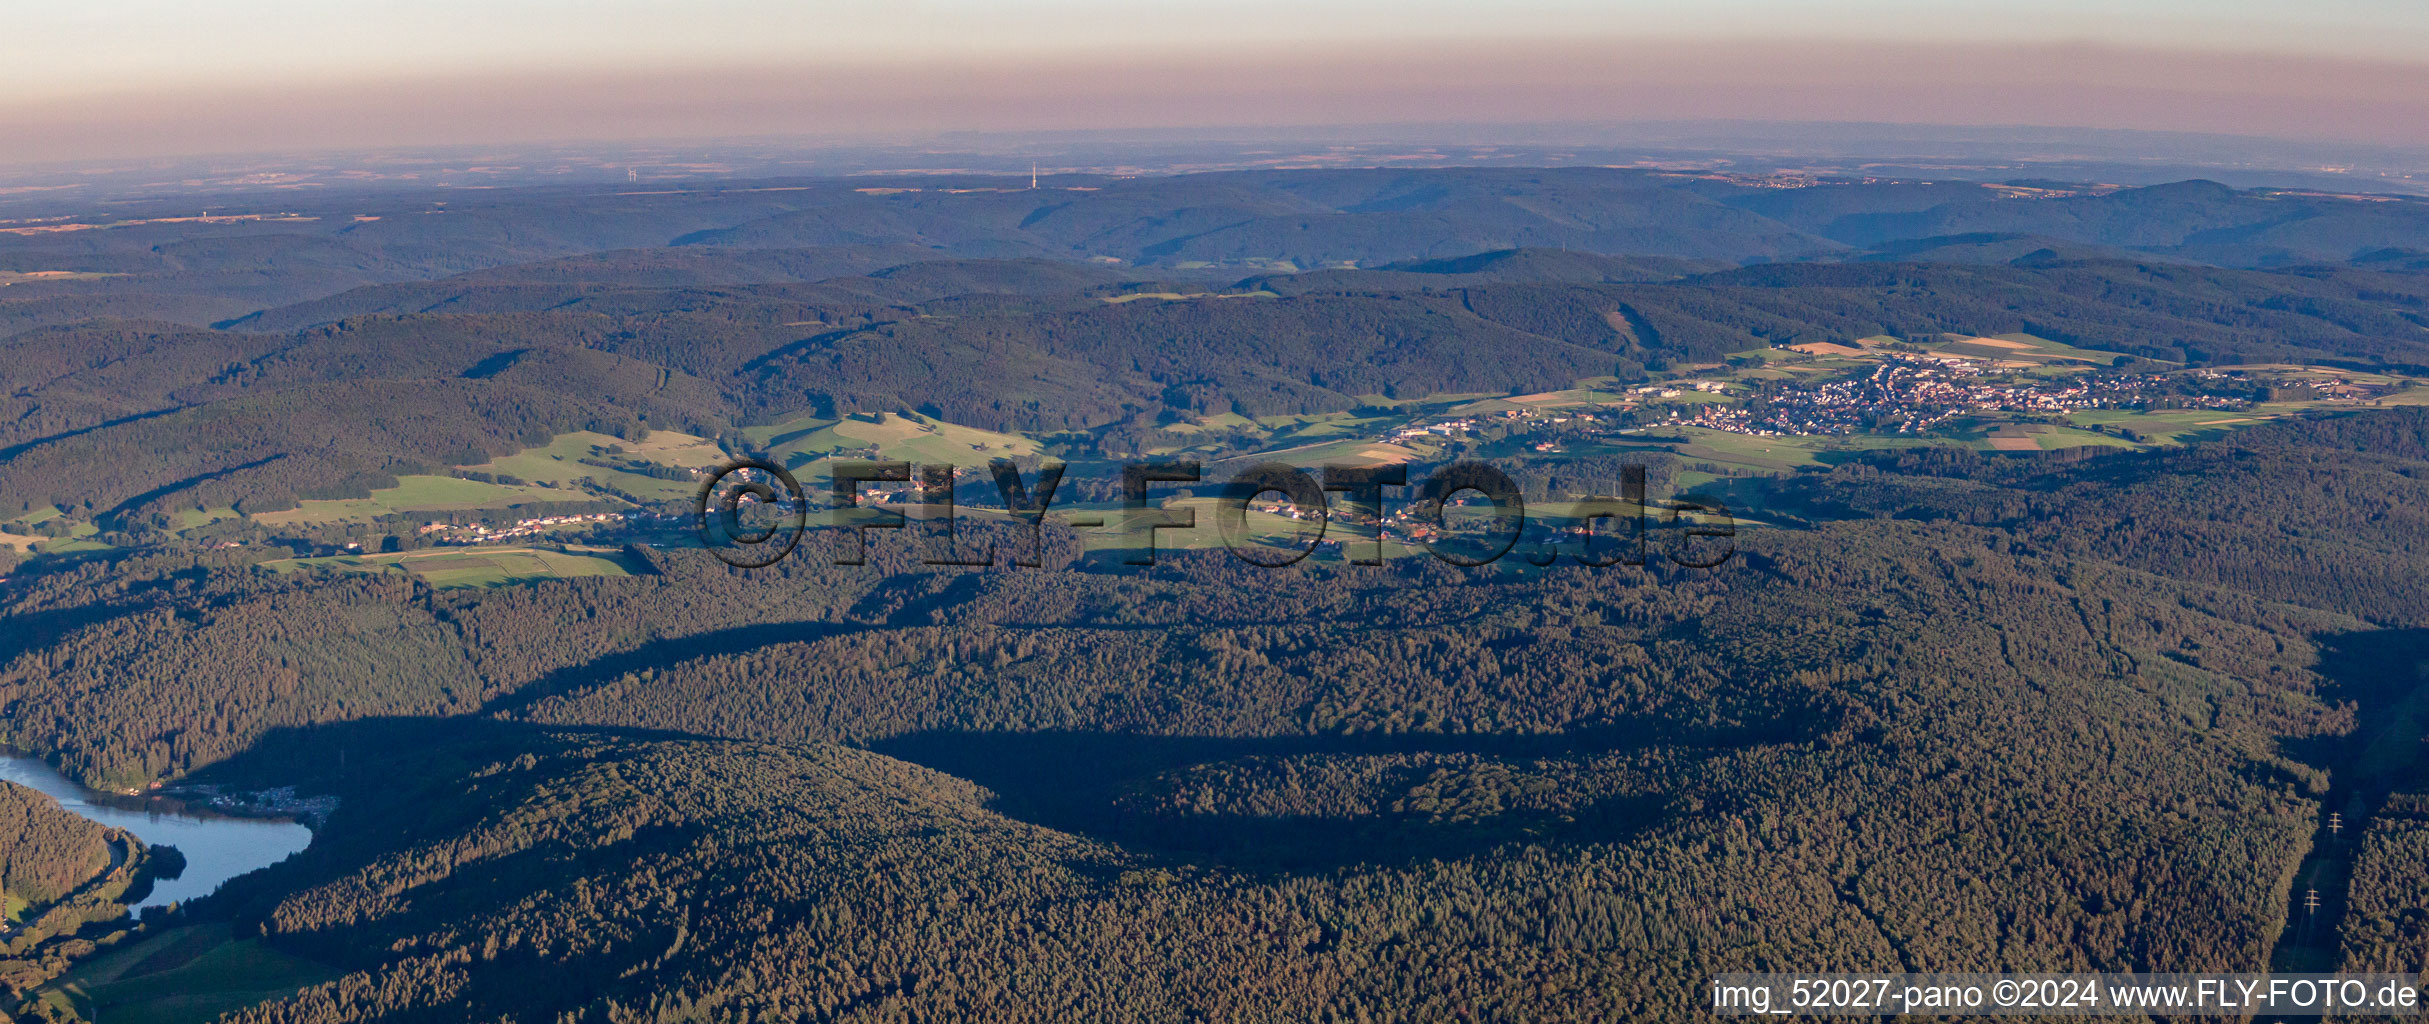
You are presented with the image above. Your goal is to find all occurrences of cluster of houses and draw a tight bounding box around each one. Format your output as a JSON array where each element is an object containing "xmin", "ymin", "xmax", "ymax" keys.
[
  {"xmin": 1669, "ymin": 357, "xmax": 2248, "ymax": 438},
  {"xmin": 1388, "ymin": 418, "xmax": 1482, "ymax": 442},
  {"xmin": 415, "ymin": 510, "xmax": 660, "ymax": 544},
  {"xmin": 1627, "ymin": 380, "xmax": 1731, "ymax": 399},
  {"xmin": 173, "ymin": 784, "xmax": 343, "ymax": 827},
  {"xmin": 1345, "ymin": 354, "xmax": 2293, "ymax": 452}
]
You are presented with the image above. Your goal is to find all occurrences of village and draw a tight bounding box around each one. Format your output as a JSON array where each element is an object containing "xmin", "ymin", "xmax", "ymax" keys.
[
  {"xmin": 409, "ymin": 509, "xmax": 679, "ymax": 546},
  {"xmin": 1348, "ymin": 351, "xmax": 2380, "ymax": 451}
]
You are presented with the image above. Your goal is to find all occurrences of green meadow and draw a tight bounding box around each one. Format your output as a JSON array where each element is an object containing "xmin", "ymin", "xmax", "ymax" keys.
[
  {"xmin": 251, "ymin": 475, "xmax": 578, "ymax": 526},
  {"xmin": 39, "ymin": 923, "xmax": 337, "ymax": 1024},
  {"xmin": 2061, "ymin": 407, "xmax": 2276, "ymax": 444},
  {"xmin": 254, "ymin": 430, "xmax": 726, "ymax": 526},
  {"xmin": 747, "ymin": 412, "xmax": 1042, "ymax": 469},
  {"xmin": 463, "ymin": 429, "xmax": 725, "ymax": 501},
  {"xmin": 260, "ymin": 545, "xmax": 637, "ymax": 588}
]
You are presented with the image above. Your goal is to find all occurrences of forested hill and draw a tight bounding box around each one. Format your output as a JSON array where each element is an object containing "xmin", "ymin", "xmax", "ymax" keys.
[
  {"xmin": 0, "ymin": 782, "xmax": 112, "ymax": 910},
  {"xmin": 7, "ymin": 253, "xmax": 2429, "ymax": 528},
  {"xmin": 1748, "ymin": 405, "xmax": 2429, "ymax": 627},
  {"xmin": 0, "ymin": 409, "xmax": 2421, "ymax": 1020},
  {"xmin": 4, "ymin": 167, "xmax": 2429, "ymax": 533},
  {"xmin": 5, "ymin": 168, "xmax": 2429, "ymax": 337}
]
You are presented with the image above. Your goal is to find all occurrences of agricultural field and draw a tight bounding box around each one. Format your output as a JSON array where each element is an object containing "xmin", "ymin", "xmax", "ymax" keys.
[
  {"xmin": 1209, "ymin": 436, "xmax": 1430, "ymax": 471},
  {"xmin": 2062, "ymin": 407, "xmax": 2279, "ymax": 444},
  {"xmin": 1174, "ymin": 407, "xmax": 1392, "ymax": 442},
  {"xmin": 1922, "ymin": 331, "xmax": 2141, "ymax": 368},
  {"xmin": 1632, "ymin": 427, "xmax": 1945, "ymax": 487},
  {"xmin": 2208, "ymin": 363, "xmax": 2400, "ymax": 379},
  {"xmin": 1158, "ymin": 394, "xmax": 1503, "ymax": 457},
  {"xmin": 1, "ymin": 507, "xmax": 62, "ymax": 553},
  {"xmin": 747, "ymin": 412, "xmax": 1043, "ymax": 468},
  {"xmin": 1985, "ymin": 428, "xmax": 2043, "ymax": 451},
  {"xmin": 1705, "ymin": 344, "xmax": 1801, "ymax": 367},
  {"xmin": 0, "ymin": 517, "xmax": 111, "ymax": 555},
  {"xmin": 464, "ymin": 429, "xmax": 726, "ymax": 500},
  {"xmin": 1668, "ymin": 426, "xmax": 1835, "ymax": 473},
  {"xmin": 172, "ymin": 506, "xmax": 243, "ymax": 531},
  {"xmin": 1730, "ymin": 363, "xmax": 1822, "ymax": 381},
  {"xmin": 1448, "ymin": 386, "xmax": 1636, "ymax": 417},
  {"xmin": 2017, "ymin": 424, "xmax": 2136, "ymax": 450},
  {"xmin": 259, "ymin": 545, "xmax": 637, "ymax": 588},
  {"xmin": 2368, "ymin": 386, "xmax": 2429, "ymax": 406}
]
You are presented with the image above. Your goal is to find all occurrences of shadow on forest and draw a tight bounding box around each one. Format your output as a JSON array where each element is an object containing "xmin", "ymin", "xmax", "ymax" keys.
[
  {"xmin": 191, "ymin": 710, "xmax": 1814, "ymax": 883},
  {"xmin": 2280, "ymin": 627, "xmax": 2429, "ymax": 801},
  {"xmin": 189, "ymin": 715, "xmax": 704, "ymax": 806},
  {"xmin": 2265, "ymin": 627, "xmax": 2429, "ymax": 975},
  {"xmin": 477, "ymin": 620, "xmax": 858, "ymax": 717},
  {"xmin": 872, "ymin": 718, "xmax": 1805, "ymax": 874}
]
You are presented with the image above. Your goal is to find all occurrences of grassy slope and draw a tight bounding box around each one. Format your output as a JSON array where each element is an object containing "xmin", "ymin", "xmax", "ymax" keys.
[
  {"xmin": 260, "ymin": 546, "xmax": 637, "ymax": 589},
  {"xmin": 253, "ymin": 430, "xmax": 727, "ymax": 526},
  {"xmin": 748, "ymin": 413, "xmax": 1042, "ymax": 469},
  {"xmin": 41, "ymin": 923, "xmax": 337, "ymax": 1024}
]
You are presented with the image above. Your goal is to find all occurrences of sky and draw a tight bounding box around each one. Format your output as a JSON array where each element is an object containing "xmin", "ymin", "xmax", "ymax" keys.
[{"xmin": 7, "ymin": 1, "xmax": 2429, "ymax": 163}]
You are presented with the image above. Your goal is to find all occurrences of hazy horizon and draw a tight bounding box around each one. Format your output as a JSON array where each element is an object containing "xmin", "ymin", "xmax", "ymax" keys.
[{"xmin": 10, "ymin": 1, "xmax": 2429, "ymax": 165}]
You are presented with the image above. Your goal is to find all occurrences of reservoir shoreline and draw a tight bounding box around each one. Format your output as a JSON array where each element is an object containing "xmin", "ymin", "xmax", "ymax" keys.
[{"xmin": 0, "ymin": 749, "xmax": 315, "ymax": 911}]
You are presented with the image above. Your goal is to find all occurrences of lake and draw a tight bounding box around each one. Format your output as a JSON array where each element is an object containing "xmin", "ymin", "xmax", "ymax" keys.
[{"xmin": 0, "ymin": 753, "xmax": 314, "ymax": 911}]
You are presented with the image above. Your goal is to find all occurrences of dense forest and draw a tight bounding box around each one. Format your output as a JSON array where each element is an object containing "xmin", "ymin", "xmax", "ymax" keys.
[
  {"xmin": 0, "ymin": 782, "xmax": 174, "ymax": 1009},
  {"xmin": 0, "ymin": 409, "xmax": 2421, "ymax": 1021},
  {"xmin": 0, "ymin": 784, "xmax": 110, "ymax": 911},
  {"xmin": 2340, "ymin": 803, "xmax": 2429, "ymax": 977}
]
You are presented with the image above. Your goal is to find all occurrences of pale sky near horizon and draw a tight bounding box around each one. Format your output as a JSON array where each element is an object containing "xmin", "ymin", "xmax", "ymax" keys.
[{"xmin": 8, "ymin": 1, "xmax": 2429, "ymax": 163}]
